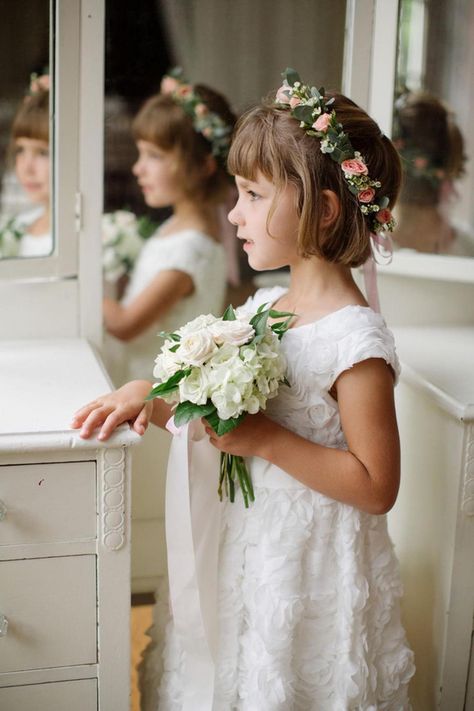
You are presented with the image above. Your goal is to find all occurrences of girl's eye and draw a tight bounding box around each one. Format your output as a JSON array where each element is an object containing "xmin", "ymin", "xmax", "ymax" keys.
[
  {"xmin": 247, "ymin": 190, "xmax": 260, "ymax": 201},
  {"xmin": 39, "ymin": 149, "xmax": 49, "ymax": 158}
]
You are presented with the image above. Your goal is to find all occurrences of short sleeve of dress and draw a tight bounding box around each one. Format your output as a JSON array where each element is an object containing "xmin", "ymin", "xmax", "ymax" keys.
[
  {"xmin": 327, "ymin": 307, "xmax": 401, "ymax": 389},
  {"xmin": 142, "ymin": 230, "xmax": 211, "ymax": 280}
]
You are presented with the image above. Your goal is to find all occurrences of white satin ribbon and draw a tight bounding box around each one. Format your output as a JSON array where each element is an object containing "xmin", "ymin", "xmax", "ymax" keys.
[{"xmin": 165, "ymin": 418, "xmax": 222, "ymax": 710}]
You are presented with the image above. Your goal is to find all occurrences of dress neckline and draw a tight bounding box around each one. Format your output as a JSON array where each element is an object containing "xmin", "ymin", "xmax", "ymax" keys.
[{"xmin": 267, "ymin": 287, "xmax": 375, "ymax": 332}]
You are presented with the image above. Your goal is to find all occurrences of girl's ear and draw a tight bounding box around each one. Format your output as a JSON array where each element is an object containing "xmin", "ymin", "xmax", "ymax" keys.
[{"xmin": 320, "ymin": 189, "xmax": 340, "ymax": 230}]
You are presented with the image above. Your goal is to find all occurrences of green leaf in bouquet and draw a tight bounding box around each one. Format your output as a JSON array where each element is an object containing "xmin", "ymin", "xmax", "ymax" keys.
[
  {"xmin": 158, "ymin": 331, "xmax": 181, "ymax": 342},
  {"xmin": 268, "ymin": 309, "xmax": 295, "ymax": 319},
  {"xmin": 256, "ymin": 302, "xmax": 269, "ymax": 314},
  {"xmin": 249, "ymin": 308, "xmax": 271, "ymax": 336},
  {"xmin": 282, "ymin": 376, "xmax": 291, "ymax": 387},
  {"xmin": 145, "ymin": 368, "xmax": 191, "ymax": 400},
  {"xmin": 173, "ymin": 400, "xmax": 217, "ymax": 427},
  {"xmin": 137, "ymin": 215, "xmax": 159, "ymax": 239},
  {"xmin": 222, "ymin": 304, "xmax": 237, "ymax": 321},
  {"xmin": 204, "ymin": 409, "xmax": 246, "ymax": 436}
]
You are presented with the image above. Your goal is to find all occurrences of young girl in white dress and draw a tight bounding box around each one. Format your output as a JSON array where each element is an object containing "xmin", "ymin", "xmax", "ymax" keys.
[
  {"xmin": 0, "ymin": 76, "xmax": 52, "ymax": 258},
  {"xmin": 102, "ymin": 72, "xmax": 234, "ymax": 610},
  {"xmin": 73, "ymin": 70, "xmax": 415, "ymax": 710}
]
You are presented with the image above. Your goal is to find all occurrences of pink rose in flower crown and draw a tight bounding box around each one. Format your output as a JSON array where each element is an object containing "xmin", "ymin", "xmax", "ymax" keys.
[
  {"xmin": 313, "ymin": 113, "xmax": 331, "ymax": 132},
  {"xmin": 376, "ymin": 208, "xmax": 392, "ymax": 225},
  {"xmin": 161, "ymin": 76, "xmax": 180, "ymax": 94},
  {"xmin": 176, "ymin": 84, "xmax": 192, "ymax": 98},
  {"xmin": 341, "ymin": 158, "xmax": 368, "ymax": 176},
  {"xmin": 276, "ymin": 85, "xmax": 291, "ymax": 104},
  {"xmin": 289, "ymin": 96, "xmax": 302, "ymax": 109},
  {"xmin": 195, "ymin": 103, "xmax": 209, "ymax": 117},
  {"xmin": 358, "ymin": 187, "xmax": 375, "ymax": 203}
]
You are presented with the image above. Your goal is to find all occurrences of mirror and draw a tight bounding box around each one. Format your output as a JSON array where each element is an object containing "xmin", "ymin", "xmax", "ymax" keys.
[
  {"xmin": 391, "ymin": 0, "xmax": 474, "ymax": 258},
  {"xmin": 0, "ymin": 0, "xmax": 51, "ymax": 260}
]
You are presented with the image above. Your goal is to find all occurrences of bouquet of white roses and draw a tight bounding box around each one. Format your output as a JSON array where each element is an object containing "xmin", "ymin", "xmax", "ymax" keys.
[
  {"xmin": 147, "ymin": 303, "xmax": 293, "ymax": 507},
  {"xmin": 102, "ymin": 210, "xmax": 157, "ymax": 282},
  {"xmin": 0, "ymin": 215, "xmax": 24, "ymax": 258}
]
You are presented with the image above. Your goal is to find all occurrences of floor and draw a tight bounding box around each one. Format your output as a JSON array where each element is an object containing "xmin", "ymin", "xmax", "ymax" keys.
[{"xmin": 131, "ymin": 602, "xmax": 153, "ymax": 711}]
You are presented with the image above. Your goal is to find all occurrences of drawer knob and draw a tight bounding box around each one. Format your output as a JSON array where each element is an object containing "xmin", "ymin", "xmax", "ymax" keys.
[
  {"xmin": 0, "ymin": 615, "xmax": 8, "ymax": 637},
  {"xmin": 0, "ymin": 499, "xmax": 6, "ymax": 521}
]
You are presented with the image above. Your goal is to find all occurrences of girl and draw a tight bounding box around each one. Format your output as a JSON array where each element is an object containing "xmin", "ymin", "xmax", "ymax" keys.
[
  {"xmin": 101, "ymin": 72, "xmax": 235, "ymax": 623},
  {"xmin": 392, "ymin": 91, "xmax": 473, "ymax": 256},
  {"xmin": 73, "ymin": 70, "xmax": 415, "ymax": 710},
  {"xmin": 0, "ymin": 75, "xmax": 51, "ymax": 258}
]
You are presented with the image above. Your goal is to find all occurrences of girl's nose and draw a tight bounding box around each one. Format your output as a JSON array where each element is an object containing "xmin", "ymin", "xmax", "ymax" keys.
[
  {"xmin": 227, "ymin": 204, "xmax": 242, "ymax": 226},
  {"xmin": 132, "ymin": 159, "xmax": 140, "ymax": 176}
]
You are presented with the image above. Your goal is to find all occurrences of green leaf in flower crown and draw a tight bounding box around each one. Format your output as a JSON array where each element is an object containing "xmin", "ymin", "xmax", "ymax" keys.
[
  {"xmin": 379, "ymin": 195, "xmax": 389, "ymax": 208},
  {"xmin": 173, "ymin": 400, "xmax": 216, "ymax": 427},
  {"xmin": 311, "ymin": 86, "xmax": 321, "ymax": 100},
  {"xmin": 283, "ymin": 68, "xmax": 300, "ymax": 86},
  {"xmin": 222, "ymin": 304, "xmax": 237, "ymax": 321},
  {"xmin": 145, "ymin": 368, "xmax": 191, "ymax": 400},
  {"xmin": 292, "ymin": 104, "xmax": 314, "ymax": 125}
]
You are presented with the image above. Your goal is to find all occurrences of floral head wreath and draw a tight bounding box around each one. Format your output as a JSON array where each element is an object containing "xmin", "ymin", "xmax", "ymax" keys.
[
  {"xmin": 275, "ymin": 68, "xmax": 395, "ymax": 238},
  {"xmin": 160, "ymin": 67, "xmax": 233, "ymax": 164},
  {"xmin": 29, "ymin": 73, "xmax": 50, "ymax": 95}
]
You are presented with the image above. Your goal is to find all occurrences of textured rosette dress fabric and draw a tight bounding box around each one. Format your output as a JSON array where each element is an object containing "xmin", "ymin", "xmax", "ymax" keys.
[{"xmin": 139, "ymin": 286, "xmax": 415, "ymax": 711}]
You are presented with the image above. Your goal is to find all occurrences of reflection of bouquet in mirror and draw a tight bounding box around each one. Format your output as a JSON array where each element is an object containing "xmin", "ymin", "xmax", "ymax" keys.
[
  {"xmin": 102, "ymin": 210, "xmax": 157, "ymax": 282},
  {"xmin": 147, "ymin": 303, "xmax": 293, "ymax": 507},
  {"xmin": 0, "ymin": 215, "xmax": 24, "ymax": 258}
]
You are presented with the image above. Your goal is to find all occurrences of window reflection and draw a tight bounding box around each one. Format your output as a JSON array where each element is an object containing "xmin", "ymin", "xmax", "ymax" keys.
[
  {"xmin": 0, "ymin": 0, "xmax": 51, "ymax": 259},
  {"xmin": 392, "ymin": 0, "xmax": 474, "ymax": 257}
]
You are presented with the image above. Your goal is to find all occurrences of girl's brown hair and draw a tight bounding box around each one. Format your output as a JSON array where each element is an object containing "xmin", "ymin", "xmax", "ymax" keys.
[
  {"xmin": 132, "ymin": 84, "xmax": 236, "ymax": 204},
  {"xmin": 228, "ymin": 93, "xmax": 401, "ymax": 268},
  {"xmin": 11, "ymin": 89, "xmax": 49, "ymax": 144}
]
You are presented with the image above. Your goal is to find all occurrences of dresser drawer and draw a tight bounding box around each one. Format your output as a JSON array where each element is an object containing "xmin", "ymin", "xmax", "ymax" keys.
[
  {"xmin": 0, "ymin": 678, "xmax": 97, "ymax": 711},
  {"xmin": 0, "ymin": 462, "xmax": 96, "ymax": 545},
  {"xmin": 0, "ymin": 555, "xmax": 97, "ymax": 673}
]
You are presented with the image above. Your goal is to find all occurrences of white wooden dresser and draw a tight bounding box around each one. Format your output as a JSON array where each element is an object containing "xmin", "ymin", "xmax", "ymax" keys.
[
  {"xmin": 388, "ymin": 326, "xmax": 474, "ymax": 710},
  {"xmin": 0, "ymin": 339, "xmax": 138, "ymax": 710}
]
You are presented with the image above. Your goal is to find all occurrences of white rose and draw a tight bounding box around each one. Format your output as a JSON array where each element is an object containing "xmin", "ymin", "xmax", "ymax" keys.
[
  {"xmin": 113, "ymin": 210, "xmax": 137, "ymax": 230},
  {"xmin": 178, "ymin": 313, "xmax": 218, "ymax": 336},
  {"xmin": 179, "ymin": 367, "xmax": 210, "ymax": 405},
  {"xmin": 209, "ymin": 319, "xmax": 255, "ymax": 346},
  {"xmin": 153, "ymin": 346, "xmax": 181, "ymax": 380},
  {"xmin": 177, "ymin": 329, "xmax": 217, "ymax": 366}
]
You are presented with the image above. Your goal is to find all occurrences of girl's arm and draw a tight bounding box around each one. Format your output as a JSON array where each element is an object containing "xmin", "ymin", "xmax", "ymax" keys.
[
  {"xmin": 70, "ymin": 380, "xmax": 173, "ymax": 440},
  {"xmin": 205, "ymin": 358, "xmax": 400, "ymax": 515},
  {"xmin": 104, "ymin": 269, "xmax": 194, "ymax": 341}
]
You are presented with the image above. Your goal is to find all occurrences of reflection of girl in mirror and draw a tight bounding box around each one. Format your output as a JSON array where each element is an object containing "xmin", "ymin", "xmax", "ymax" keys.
[
  {"xmin": 392, "ymin": 92, "xmax": 474, "ymax": 256},
  {"xmin": 103, "ymin": 71, "xmax": 235, "ymax": 385},
  {"xmin": 0, "ymin": 75, "xmax": 51, "ymax": 258}
]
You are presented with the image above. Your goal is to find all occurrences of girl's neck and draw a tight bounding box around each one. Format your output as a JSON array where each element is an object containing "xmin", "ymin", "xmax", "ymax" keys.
[
  {"xmin": 274, "ymin": 257, "xmax": 367, "ymax": 327},
  {"xmin": 28, "ymin": 205, "xmax": 50, "ymax": 236},
  {"xmin": 161, "ymin": 199, "xmax": 219, "ymax": 241}
]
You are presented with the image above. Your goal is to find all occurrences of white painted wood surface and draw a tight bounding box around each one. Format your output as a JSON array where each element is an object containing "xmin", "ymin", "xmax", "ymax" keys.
[
  {"xmin": 0, "ymin": 339, "xmax": 139, "ymax": 710},
  {"xmin": 389, "ymin": 326, "xmax": 474, "ymax": 710}
]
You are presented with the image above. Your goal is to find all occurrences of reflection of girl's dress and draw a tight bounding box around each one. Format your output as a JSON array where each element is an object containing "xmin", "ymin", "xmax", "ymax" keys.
[
  {"xmin": 0, "ymin": 207, "xmax": 52, "ymax": 258},
  {"xmin": 104, "ymin": 224, "xmax": 227, "ymax": 593},
  {"xmin": 139, "ymin": 286, "xmax": 415, "ymax": 711}
]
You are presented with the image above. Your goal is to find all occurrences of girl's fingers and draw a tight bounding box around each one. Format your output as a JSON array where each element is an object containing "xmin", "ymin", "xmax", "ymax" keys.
[
  {"xmin": 133, "ymin": 406, "xmax": 150, "ymax": 436},
  {"xmin": 79, "ymin": 405, "xmax": 114, "ymax": 439},
  {"xmin": 70, "ymin": 400, "xmax": 102, "ymax": 428},
  {"xmin": 97, "ymin": 409, "xmax": 125, "ymax": 441}
]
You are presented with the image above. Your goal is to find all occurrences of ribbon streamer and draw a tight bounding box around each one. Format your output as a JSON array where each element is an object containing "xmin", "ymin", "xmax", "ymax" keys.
[
  {"xmin": 362, "ymin": 231, "xmax": 393, "ymax": 313},
  {"xmin": 165, "ymin": 418, "xmax": 221, "ymax": 710}
]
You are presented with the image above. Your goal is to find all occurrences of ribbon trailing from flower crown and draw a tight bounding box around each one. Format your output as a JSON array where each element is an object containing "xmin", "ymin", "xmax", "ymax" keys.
[
  {"xmin": 362, "ymin": 232, "xmax": 393, "ymax": 313},
  {"xmin": 165, "ymin": 417, "xmax": 222, "ymax": 710}
]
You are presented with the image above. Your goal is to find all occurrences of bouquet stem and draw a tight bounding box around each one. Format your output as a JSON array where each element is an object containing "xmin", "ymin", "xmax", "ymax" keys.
[{"xmin": 218, "ymin": 453, "xmax": 255, "ymax": 508}]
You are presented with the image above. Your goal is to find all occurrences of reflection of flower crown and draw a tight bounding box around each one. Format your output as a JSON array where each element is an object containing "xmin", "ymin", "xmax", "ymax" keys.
[
  {"xmin": 275, "ymin": 68, "xmax": 395, "ymax": 235},
  {"xmin": 393, "ymin": 139, "xmax": 446, "ymax": 187},
  {"xmin": 29, "ymin": 72, "xmax": 50, "ymax": 95},
  {"xmin": 160, "ymin": 67, "xmax": 232, "ymax": 164}
]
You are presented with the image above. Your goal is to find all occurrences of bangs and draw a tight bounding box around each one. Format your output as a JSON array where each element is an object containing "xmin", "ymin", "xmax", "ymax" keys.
[
  {"xmin": 12, "ymin": 94, "xmax": 49, "ymax": 143},
  {"xmin": 228, "ymin": 108, "xmax": 284, "ymax": 183}
]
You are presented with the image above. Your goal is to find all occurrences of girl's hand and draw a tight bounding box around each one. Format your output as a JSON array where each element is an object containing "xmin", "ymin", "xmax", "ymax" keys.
[
  {"xmin": 203, "ymin": 412, "xmax": 279, "ymax": 459},
  {"xmin": 70, "ymin": 380, "xmax": 153, "ymax": 441}
]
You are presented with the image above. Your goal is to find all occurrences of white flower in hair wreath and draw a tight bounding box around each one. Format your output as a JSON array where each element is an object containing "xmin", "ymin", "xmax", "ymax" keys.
[
  {"xmin": 275, "ymin": 68, "xmax": 395, "ymax": 236},
  {"xmin": 160, "ymin": 67, "xmax": 233, "ymax": 163},
  {"xmin": 0, "ymin": 216, "xmax": 24, "ymax": 258}
]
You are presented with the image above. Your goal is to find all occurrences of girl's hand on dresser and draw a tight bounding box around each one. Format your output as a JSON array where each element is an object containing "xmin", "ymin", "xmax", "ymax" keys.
[
  {"xmin": 70, "ymin": 380, "xmax": 154, "ymax": 441},
  {"xmin": 203, "ymin": 412, "xmax": 281, "ymax": 459}
]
